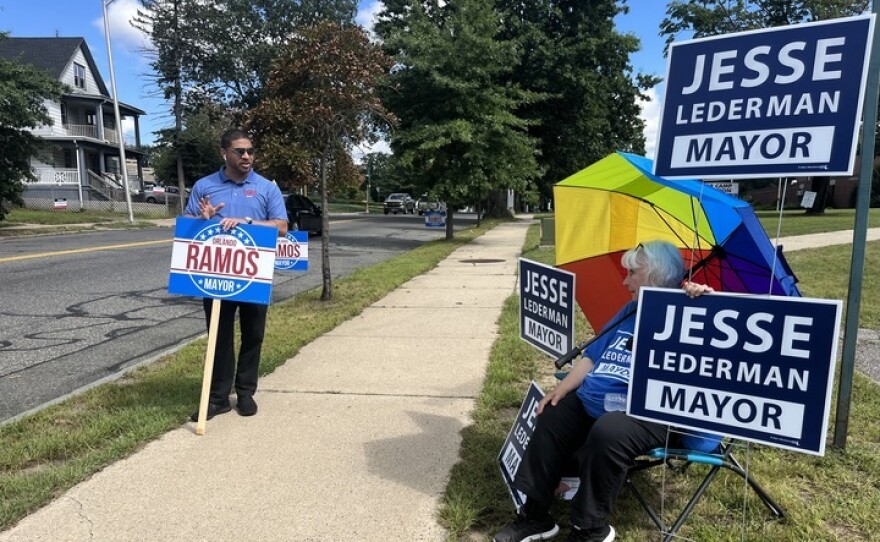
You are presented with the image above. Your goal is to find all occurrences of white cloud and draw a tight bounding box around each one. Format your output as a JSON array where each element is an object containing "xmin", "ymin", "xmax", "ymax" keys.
[
  {"xmin": 93, "ymin": 0, "xmax": 151, "ymax": 53},
  {"xmin": 638, "ymin": 85, "xmax": 663, "ymax": 160},
  {"xmin": 356, "ymin": 0, "xmax": 384, "ymax": 38}
]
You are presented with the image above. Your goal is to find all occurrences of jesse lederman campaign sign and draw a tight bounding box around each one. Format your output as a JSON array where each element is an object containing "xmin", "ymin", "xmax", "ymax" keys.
[
  {"xmin": 629, "ymin": 288, "xmax": 841, "ymax": 456},
  {"xmin": 654, "ymin": 14, "xmax": 874, "ymax": 179},
  {"xmin": 168, "ymin": 217, "xmax": 278, "ymax": 305}
]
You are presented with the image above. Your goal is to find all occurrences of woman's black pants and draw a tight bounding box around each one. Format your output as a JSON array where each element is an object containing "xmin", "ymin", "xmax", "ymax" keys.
[{"xmin": 513, "ymin": 391, "xmax": 669, "ymax": 530}]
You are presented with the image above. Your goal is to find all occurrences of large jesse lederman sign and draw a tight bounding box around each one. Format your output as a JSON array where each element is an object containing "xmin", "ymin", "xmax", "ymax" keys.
[
  {"xmin": 654, "ymin": 14, "xmax": 874, "ymax": 179},
  {"xmin": 629, "ymin": 288, "xmax": 842, "ymax": 456}
]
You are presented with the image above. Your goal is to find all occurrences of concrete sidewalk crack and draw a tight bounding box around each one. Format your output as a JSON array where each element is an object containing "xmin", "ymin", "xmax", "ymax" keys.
[{"xmin": 259, "ymin": 388, "xmax": 476, "ymax": 400}]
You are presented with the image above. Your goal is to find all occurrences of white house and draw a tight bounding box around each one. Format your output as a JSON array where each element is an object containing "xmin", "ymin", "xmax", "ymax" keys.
[{"xmin": 0, "ymin": 37, "xmax": 146, "ymax": 204}]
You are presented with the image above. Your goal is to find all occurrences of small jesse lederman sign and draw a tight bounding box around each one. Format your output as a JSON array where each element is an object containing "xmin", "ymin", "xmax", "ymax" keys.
[
  {"xmin": 654, "ymin": 14, "xmax": 874, "ymax": 179},
  {"xmin": 519, "ymin": 258, "xmax": 576, "ymax": 359},
  {"xmin": 498, "ymin": 381, "xmax": 544, "ymax": 511},
  {"xmin": 168, "ymin": 217, "xmax": 278, "ymax": 305}
]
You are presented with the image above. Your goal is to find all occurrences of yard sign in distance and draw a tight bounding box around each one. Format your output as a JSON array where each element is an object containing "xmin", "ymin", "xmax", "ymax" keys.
[
  {"xmin": 275, "ymin": 231, "xmax": 309, "ymax": 271},
  {"xmin": 168, "ymin": 216, "xmax": 278, "ymax": 434},
  {"xmin": 654, "ymin": 14, "xmax": 874, "ymax": 179},
  {"xmin": 519, "ymin": 258, "xmax": 576, "ymax": 359}
]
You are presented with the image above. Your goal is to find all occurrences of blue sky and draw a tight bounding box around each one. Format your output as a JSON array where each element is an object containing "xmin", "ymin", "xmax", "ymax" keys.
[{"xmin": 0, "ymin": 0, "xmax": 672, "ymax": 157}]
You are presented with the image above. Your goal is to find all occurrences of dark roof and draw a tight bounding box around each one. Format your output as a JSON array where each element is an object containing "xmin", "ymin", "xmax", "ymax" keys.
[{"xmin": 0, "ymin": 37, "xmax": 110, "ymax": 96}]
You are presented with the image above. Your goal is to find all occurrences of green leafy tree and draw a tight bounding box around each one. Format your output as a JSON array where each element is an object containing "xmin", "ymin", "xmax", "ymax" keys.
[
  {"xmin": 497, "ymin": 0, "xmax": 656, "ymax": 206},
  {"xmin": 141, "ymin": 0, "xmax": 357, "ymax": 113},
  {"xmin": 151, "ymin": 107, "xmax": 230, "ymax": 186},
  {"xmin": 135, "ymin": 0, "xmax": 208, "ymax": 214},
  {"xmin": 661, "ymin": 0, "xmax": 870, "ymax": 213},
  {"xmin": 0, "ymin": 35, "xmax": 65, "ymax": 221},
  {"xmin": 377, "ymin": 0, "xmax": 543, "ymax": 234},
  {"xmin": 247, "ymin": 20, "xmax": 394, "ymax": 300}
]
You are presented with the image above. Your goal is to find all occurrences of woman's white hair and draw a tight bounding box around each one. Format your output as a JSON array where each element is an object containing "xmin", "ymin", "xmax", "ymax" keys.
[{"xmin": 620, "ymin": 240, "xmax": 685, "ymax": 288}]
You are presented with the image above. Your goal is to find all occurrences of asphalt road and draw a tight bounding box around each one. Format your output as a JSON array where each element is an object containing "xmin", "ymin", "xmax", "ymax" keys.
[{"xmin": 0, "ymin": 213, "xmax": 475, "ymax": 423}]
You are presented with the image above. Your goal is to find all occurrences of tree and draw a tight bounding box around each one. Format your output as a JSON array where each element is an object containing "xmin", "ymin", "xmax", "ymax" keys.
[
  {"xmin": 247, "ymin": 20, "xmax": 394, "ymax": 300},
  {"xmin": 151, "ymin": 107, "xmax": 230, "ymax": 185},
  {"xmin": 377, "ymin": 0, "xmax": 543, "ymax": 234},
  {"xmin": 135, "ymin": 0, "xmax": 208, "ymax": 214},
  {"xmin": 136, "ymin": 0, "xmax": 358, "ymax": 214},
  {"xmin": 0, "ymin": 35, "xmax": 65, "ymax": 221},
  {"xmin": 660, "ymin": 0, "xmax": 870, "ymax": 214},
  {"xmin": 497, "ymin": 0, "xmax": 656, "ymax": 206},
  {"xmin": 141, "ymin": 0, "xmax": 357, "ymax": 114}
]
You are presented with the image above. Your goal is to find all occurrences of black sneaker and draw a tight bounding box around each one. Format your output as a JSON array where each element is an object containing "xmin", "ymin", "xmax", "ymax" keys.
[
  {"xmin": 565, "ymin": 524, "xmax": 615, "ymax": 542},
  {"xmin": 493, "ymin": 514, "xmax": 559, "ymax": 542},
  {"xmin": 236, "ymin": 394, "xmax": 258, "ymax": 416},
  {"xmin": 189, "ymin": 401, "xmax": 231, "ymax": 422}
]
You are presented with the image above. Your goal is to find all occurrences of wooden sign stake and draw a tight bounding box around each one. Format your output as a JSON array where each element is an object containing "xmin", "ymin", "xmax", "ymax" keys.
[{"xmin": 195, "ymin": 298, "xmax": 222, "ymax": 435}]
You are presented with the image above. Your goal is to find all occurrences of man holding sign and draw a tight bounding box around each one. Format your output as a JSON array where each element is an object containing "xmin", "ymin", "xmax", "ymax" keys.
[{"xmin": 185, "ymin": 128, "xmax": 288, "ymax": 421}]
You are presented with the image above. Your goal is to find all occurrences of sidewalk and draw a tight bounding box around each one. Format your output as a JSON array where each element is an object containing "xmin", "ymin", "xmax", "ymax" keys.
[
  {"xmin": 1, "ymin": 221, "xmax": 878, "ymax": 541},
  {"xmin": 0, "ymin": 219, "xmax": 533, "ymax": 542}
]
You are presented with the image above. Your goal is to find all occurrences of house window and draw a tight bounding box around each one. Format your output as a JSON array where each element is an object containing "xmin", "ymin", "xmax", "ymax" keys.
[
  {"xmin": 61, "ymin": 104, "xmax": 68, "ymax": 126},
  {"xmin": 63, "ymin": 149, "xmax": 74, "ymax": 168},
  {"xmin": 73, "ymin": 63, "xmax": 86, "ymax": 89}
]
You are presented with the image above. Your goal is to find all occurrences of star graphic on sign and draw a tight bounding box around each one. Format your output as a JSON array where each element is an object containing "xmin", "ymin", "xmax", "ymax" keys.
[
  {"xmin": 199, "ymin": 233, "xmax": 207, "ymax": 240},
  {"xmin": 236, "ymin": 230, "xmax": 245, "ymax": 239},
  {"xmin": 197, "ymin": 279, "xmax": 203, "ymax": 285},
  {"xmin": 243, "ymin": 238, "xmax": 252, "ymax": 245}
]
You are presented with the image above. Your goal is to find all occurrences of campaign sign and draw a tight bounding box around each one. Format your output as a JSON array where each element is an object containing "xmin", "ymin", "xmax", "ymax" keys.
[
  {"xmin": 424, "ymin": 209, "xmax": 446, "ymax": 228},
  {"xmin": 629, "ymin": 288, "xmax": 842, "ymax": 455},
  {"xmin": 275, "ymin": 231, "xmax": 309, "ymax": 272},
  {"xmin": 498, "ymin": 382, "xmax": 544, "ymax": 511},
  {"xmin": 654, "ymin": 14, "xmax": 874, "ymax": 179},
  {"xmin": 519, "ymin": 258, "xmax": 576, "ymax": 358},
  {"xmin": 168, "ymin": 217, "xmax": 278, "ymax": 305}
]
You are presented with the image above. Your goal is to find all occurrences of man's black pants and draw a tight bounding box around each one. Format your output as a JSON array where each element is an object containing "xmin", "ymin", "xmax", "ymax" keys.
[
  {"xmin": 513, "ymin": 392, "xmax": 668, "ymax": 530},
  {"xmin": 203, "ymin": 299, "xmax": 268, "ymax": 404}
]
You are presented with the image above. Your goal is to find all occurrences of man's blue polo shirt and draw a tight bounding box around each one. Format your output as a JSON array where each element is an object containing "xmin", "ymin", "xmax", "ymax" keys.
[{"xmin": 185, "ymin": 167, "xmax": 288, "ymax": 222}]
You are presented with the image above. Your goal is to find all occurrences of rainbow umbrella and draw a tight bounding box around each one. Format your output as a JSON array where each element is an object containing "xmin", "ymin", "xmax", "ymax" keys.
[{"xmin": 554, "ymin": 151, "xmax": 800, "ymax": 332}]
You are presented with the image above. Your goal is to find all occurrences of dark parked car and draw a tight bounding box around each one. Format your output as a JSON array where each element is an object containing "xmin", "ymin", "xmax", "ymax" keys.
[
  {"xmin": 383, "ymin": 193, "xmax": 414, "ymax": 214},
  {"xmin": 285, "ymin": 193, "xmax": 323, "ymax": 236}
]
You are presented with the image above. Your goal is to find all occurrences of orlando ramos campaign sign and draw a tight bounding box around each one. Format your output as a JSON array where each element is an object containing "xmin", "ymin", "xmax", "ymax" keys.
[
  {"xmin": 168, "ymin": 217, "xmax": 277, "ymax": 305},
  {"xmin": 629, "ymin": 288, "xmax": 841, "ymax": 456}
]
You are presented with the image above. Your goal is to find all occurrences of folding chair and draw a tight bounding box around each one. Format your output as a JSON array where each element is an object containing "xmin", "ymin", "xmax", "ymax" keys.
[{"xmin": 624, "ymin": 440, "xmax": 786, "ymax": 541}]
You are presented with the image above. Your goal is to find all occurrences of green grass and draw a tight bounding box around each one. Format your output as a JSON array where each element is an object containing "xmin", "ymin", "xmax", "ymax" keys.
[
  {"xmin": 753, "ymin": 208, "xmax": 880, "ymax": 238},
  {"xmin": 438, "ymin": 225, "xmax": 880, "ymax": 542},
  {"xmin": 0, "ymin": 219, "xmax": 501, "ymax": 531}
]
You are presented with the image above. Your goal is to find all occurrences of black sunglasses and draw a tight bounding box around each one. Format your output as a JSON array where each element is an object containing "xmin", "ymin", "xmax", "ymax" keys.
[{"xmin": 228, "ymin": 147, "xmax": 255, "ymax": 157}]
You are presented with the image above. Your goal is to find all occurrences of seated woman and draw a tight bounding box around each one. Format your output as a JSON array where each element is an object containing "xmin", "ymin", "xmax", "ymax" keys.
[{"xmin": 494, "ymin": 240, "xmax": 717, "ymax": 542}]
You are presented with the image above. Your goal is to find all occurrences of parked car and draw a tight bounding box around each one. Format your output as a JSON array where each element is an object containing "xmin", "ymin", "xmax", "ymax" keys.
[
  {"xmin": 416, "ymin": 195, "xmax": 446, "ymax": 215},
  {"xmin": 142, "ymin": 184, "xmax": 190, "ymax": 205},
  {"xmin": 285, "ymin": 193, "xmax": 323, "ymax": 236},
  {"xmin": 383, "ymin": 193, "xmax": 415, "ymax": 214}
]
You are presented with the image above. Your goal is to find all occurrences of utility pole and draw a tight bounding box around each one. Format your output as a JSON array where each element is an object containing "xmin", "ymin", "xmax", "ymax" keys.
[{"xmin": 102, "ymin": 0, "xmax": 134, "ymax": 224}]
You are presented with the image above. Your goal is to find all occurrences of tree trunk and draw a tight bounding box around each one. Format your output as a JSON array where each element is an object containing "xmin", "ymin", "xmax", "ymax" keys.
[
  {"xmin": 320, "ymin": 144, "xmax": 332, "ymax": 301},
  {"xmin": 445, "ymin": 207, "xmax": 454, "ymax": 240},
  {"xmin": 483, "ymin": 189, "xmax": 512, "ymax": 218}
]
